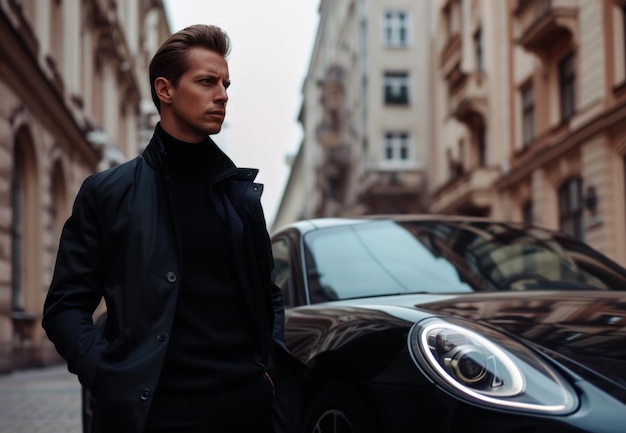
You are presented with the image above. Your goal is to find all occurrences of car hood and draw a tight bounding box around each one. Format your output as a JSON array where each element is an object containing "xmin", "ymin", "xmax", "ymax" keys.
[{"xmin": 414, "ymin": 290, "xmax": 626, "ymax": 394}]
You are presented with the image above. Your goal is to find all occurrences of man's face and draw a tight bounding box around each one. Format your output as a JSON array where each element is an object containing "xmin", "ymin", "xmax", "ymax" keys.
[{"xmin": 161, "ymin": 47, "xmax": 230, "ymax": 142}]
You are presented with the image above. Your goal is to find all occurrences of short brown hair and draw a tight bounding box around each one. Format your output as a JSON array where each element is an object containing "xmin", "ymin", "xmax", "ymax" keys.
[{"xmin": 149, "ymin": 24, "xmax": 231, "ymax": 112}]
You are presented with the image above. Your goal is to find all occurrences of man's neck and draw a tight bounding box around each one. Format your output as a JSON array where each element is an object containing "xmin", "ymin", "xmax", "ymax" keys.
[{"xmin": 159, "ymin": 120, "xmax": 206, "ymax": 144}]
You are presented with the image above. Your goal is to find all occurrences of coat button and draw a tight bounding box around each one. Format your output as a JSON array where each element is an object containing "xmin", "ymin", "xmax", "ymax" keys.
[
  {"xmin": 166, "ymin": 272, "xmax": 177, "ymax": 283},
  {"xmin": 140, "ymin": 388, "xmax": 151, "ymax": 401},
  {"xmin": 157, "ymin": 332, "xmax": 168, "ymax": 342}
]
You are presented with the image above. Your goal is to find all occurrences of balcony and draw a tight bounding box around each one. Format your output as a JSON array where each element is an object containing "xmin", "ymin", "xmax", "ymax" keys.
[
  {"xmin": 440, "ymin": 32, "xmax": 464, "ymax": 86},
  {"xmin": 430, "ymin": 166, "xmax": 500, "ymax": 215},
  {"xmin": 515, "ymin": 0, "xmax": 578, "ymax": 57},
  {"xmin": 319, "ymin": 143, "xmax": 351, "ymax": 182},
  {"xmin": 450, "ymin": 72, "xmax": 488, "ymax": 126},
  {"xmin": 358, "ymin": 169, "xmax": 426, "ymax": 214}
]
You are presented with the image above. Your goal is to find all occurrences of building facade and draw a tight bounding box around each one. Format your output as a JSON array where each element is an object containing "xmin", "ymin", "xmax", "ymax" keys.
[
  {"xmin": 0, "ymin": 0, "xmax": 170, "ymax": 372},
  {"xmin": 430, "ymin": 0, "xmax": 626, "ymax": 266},
  {"xmin": 273, "ymin": 0, "xmax": 433, "ymax": 230},
  {"xmin": 277, "ymin": 0, "xmax": 626, "ymax": 269}
]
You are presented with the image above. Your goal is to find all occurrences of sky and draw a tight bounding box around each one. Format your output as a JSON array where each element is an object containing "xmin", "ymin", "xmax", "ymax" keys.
[{"xmin": 163, "ymin": 0, "xmax": 320, "ymax": 225}]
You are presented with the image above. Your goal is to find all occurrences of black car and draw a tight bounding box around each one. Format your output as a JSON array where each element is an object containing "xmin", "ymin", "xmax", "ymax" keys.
[{"xmin": 271, "ymin": 215, "xmax": 626, "ymax": 433}]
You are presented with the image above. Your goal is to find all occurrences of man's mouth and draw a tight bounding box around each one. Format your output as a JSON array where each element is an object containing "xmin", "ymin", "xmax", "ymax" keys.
[{"xmin": 208, "ymin": 110, "xmax": 225, "ymax": 118}]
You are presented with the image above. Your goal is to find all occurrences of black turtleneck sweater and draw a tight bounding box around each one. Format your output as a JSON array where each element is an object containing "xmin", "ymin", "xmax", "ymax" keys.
[{"xmin": 145, "ymin": 125, "xmax": 273, "ymax": 431}]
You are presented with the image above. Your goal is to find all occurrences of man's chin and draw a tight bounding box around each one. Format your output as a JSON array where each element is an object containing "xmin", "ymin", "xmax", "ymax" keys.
[{"xmin": 205, "ymin": 123, "xmax": 223, "ymax": 136}]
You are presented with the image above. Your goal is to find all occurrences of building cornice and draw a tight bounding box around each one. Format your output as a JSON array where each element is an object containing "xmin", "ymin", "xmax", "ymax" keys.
[
  {"xmin": 0, "ymin": 2, "xmax": 101, "ymax": 167},
  {"xmin": 499, "ymin": 99, "xmax": 626, "ymax": 190}
]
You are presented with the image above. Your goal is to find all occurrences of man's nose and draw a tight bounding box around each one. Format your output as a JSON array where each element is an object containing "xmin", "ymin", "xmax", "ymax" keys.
[{"xmin": 216, "ymin": 84, "xmax": 228, "ymax": 102}]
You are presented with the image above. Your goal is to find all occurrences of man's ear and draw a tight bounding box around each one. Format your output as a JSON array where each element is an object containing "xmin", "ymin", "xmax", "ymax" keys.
[{"xmin": 154, "ymin": 77, "xmax": 173, "ymax": 105}]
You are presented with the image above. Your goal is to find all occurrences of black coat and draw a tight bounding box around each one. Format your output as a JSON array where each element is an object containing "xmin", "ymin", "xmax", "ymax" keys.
[{"xmin": 42, "ymin": 132, "xmax": 305, "ymax": 433}]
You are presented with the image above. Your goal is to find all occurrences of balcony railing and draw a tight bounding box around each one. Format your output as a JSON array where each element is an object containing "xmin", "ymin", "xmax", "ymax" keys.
[
  {"xmin": 515, "ymin": 0, "xmax": 578, "ymax": 55},
  {"xmin": 440, "ymin": 32, "xmax": 463, "ymax": 84},
  {"xmin": 431, "ymin": 166, "xmax": 500, "ymax": 214},
  {"xmin": 450, "ymin": 72, "xmax": 488, "ymax": 126},
  {"xmin": 358, "ymin": 169, "xmax": 426, "ymax": 214}
]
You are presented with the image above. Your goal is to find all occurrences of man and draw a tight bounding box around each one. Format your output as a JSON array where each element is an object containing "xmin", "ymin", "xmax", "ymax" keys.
[{"xmin": 42, "ymin": 24, "xmax": 304, "ymax": 433}]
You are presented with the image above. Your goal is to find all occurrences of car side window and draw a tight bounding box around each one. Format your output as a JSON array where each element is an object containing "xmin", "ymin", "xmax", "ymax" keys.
[{"xmin": 272, "ymin": 237, "xmax": 293, "ymax": 307}]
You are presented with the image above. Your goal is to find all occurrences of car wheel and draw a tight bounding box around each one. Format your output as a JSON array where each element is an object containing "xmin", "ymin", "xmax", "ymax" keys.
[{"xmin": 302, "ymin": 384, "xmax": 375, "ymax": 433}]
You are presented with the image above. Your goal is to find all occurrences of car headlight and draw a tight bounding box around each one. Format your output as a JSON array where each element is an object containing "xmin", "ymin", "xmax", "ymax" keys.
[{"xmin": 408, "ymin": 318, "xmax": 578, "ymax": 414}]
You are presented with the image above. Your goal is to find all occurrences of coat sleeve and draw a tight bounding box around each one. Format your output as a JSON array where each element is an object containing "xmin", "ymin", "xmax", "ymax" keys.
[
  {"xmin": 42, "ymin": 175, "xmax": 108, "ymax": 389},
  {"xmin": 270, "ymin": 270, "xmax": 286, "ymax": 344}
]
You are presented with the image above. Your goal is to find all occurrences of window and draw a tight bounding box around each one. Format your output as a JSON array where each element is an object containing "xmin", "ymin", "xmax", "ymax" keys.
[
  {"xmin": 622, "ymin": 5, "xmax": 626, "ymax": 72},
  {"xmin": 521, "ymin": 82, "xmax": 535, "ymax": 147},
  {"xmin": 50, "ymin": 0, "xmax": 64, "ymax": 74},
  {"xmin": 383, "ymin": 10, "xmax": 409, "ymax": 47},
  {"xmin": 558, "ymin": 177, "xmax": 583, "ymax": 240},
  {"xmin": 301, "ymin": 220, "xmax": 625, "ymax": 297},
  {"xmin": 272, "ymin": 238, "xmax": 293, "ymax": 306},
  {"xmin": 384, "ymin": 132, "xmax": 411, "ymax": 163},
  {"xmin": 50, "ymin": 161, "xmax": 67, "ymax": 242},
  {"xmin": 559, "ymin": 53, "xmax": 576, "ymax": 122},
  {"xmin": 11, "ymin": 143, "xmax": 24, "ymax": 311},
  {"xmin": 447, "ymin": 140, "xmax": 464, "ymax": 179},
  {"xmin": 384, "ymin": 72, "xmax": 410, "ymax": 105},
  {"xmin": 444, "ymin": 6, "xmax": 452, "ymax": 38},
  {"xmin": 474, "ymin": 28, "xmax": 483, "ymax": 72},
  {"xmin": 11, "ymin": 127, "xmax": 39, "ymax": 323},
  {"xmin": 303, "ymin": 221, "xmax": 473, "ymax": 301},
  {"xmin": 477, "ymin": 127, "xmax": 487, "ymax": 167},
  {"xmin": 522, "ymin": 200, "xmax": 533, "ymax": 225}
]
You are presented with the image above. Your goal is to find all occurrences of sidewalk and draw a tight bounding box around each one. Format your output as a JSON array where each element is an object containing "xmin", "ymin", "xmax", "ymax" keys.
[{"xmin": 0, "ymin": 365, "xmax": 82, "ymax": 433}]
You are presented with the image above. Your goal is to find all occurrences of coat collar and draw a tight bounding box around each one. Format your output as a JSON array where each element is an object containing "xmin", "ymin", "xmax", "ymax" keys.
[{"xmin": 141, "ymin": 128, "xmax": 259, "ymax": 183}]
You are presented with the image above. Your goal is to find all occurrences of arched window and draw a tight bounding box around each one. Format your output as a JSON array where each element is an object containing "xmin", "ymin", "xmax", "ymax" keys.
[
  {"xmin": 11, "ymin": 128, "xmax": 40, "ymax": 316},
  {"xmin": 11, "ymin": 141, "xmax": 24, "ymax": 310},
  {"xmin": 50, "ymin": 160, "xmax": 67, "ymax": 243}
]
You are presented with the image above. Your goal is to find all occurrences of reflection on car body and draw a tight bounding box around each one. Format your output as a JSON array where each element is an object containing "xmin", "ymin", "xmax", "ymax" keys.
[{"xmin": 272, "ymin": 215, "xmax": 626, "ymax": 433}]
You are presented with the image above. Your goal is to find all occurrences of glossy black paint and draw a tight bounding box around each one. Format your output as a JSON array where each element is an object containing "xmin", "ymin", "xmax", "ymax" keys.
[{"xmin": 272, "ymin": 216, "xmax": 626, "ymax": 433}]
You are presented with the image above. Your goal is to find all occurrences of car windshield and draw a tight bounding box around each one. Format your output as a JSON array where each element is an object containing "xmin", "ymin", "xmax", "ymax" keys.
[{"xmin": 302, "ymin": 220, "xmax": 626, "ymax": 302}]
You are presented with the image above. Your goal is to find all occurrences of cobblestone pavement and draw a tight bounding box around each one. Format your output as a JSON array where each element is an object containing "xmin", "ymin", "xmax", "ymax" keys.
[{"xmin": 0, "ymin": 365, "xmax": 82, "ymax": 433}]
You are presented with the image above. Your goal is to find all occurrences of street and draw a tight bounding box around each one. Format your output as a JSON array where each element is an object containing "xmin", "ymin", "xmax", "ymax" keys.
[{"xmin": 0, "ymin": 365, "xmax": 81, "ymax": 433}]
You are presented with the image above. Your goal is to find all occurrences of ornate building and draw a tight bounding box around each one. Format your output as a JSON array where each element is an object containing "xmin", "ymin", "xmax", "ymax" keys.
[
  {"xmin": 276, "ymin": 0, "xmax": 626, "ymax": 270},
  {"xmin": 0, "ymin": 0, "xmax": 170, "ymax": 372},
  {"xmin": 430, "ymin": 0, "xmax": 626, "ymax": 266},
  {"xmin": 273, "ymin": 0, "xmax": 433, "ymax": 229}
]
